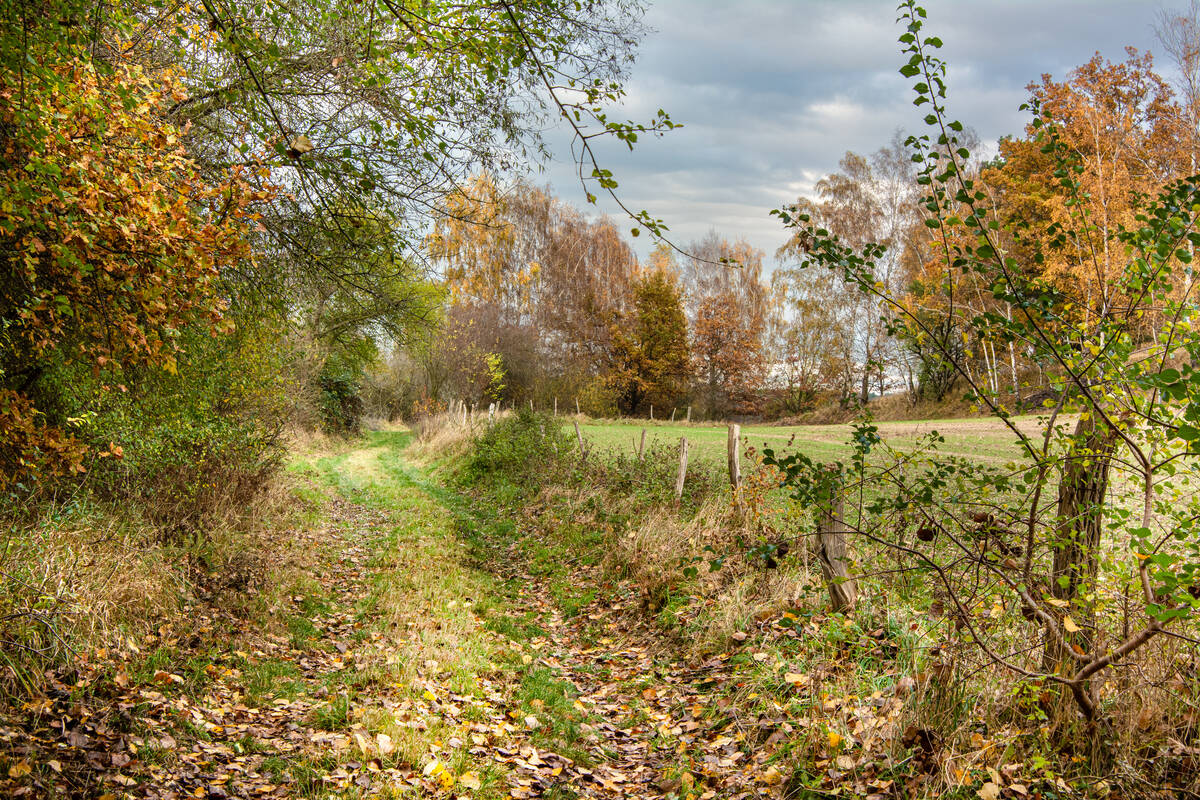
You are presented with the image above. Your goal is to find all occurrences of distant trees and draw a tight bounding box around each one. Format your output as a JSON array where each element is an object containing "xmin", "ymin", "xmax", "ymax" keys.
[
  {"xmin": 683, "ymin": 235, "xmax": 769, "ymax": 417},
  {"xmin": 777, "ymin": 145, "xmax": 922, "ymax": 404},
  {"xmin": 768, "ymin": 267, "xmax": 854, "ymax": 413},
  {"xmin": 608, "ymin": 264, "xmax": 691, "ymax": 415},
  {"xmin": 426, "ymin": 174, "xmax": 638, "ymax": 411},
  {"xmin": 420, "ymin": 182, "xmax": 776, "ymax": 419}
]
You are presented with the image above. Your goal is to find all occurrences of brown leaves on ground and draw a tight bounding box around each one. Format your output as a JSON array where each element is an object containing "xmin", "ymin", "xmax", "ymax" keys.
[{"xmin": 0, "ymin": 447, "xmax": 1022, "ymax": 799}]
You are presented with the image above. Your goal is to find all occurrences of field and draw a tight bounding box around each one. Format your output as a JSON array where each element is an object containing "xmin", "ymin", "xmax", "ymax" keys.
[{"xmin": 571, "ymin": 414, "xmax": 1049, "ymax": 469}]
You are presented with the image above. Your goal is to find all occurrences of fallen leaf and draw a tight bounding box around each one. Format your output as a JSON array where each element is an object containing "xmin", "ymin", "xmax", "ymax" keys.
[{"xmin": 978, "ymin": 782, "xmax": 1001, "ymax": 800}]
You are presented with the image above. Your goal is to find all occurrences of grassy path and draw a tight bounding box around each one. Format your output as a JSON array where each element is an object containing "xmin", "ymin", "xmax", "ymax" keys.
[{"xmin": 4, "ymin": 431, "xmax": 831, "ymax": 798}]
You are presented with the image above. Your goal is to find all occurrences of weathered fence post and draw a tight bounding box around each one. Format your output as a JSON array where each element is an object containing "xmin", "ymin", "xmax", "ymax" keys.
[
  {"xmin": 686, "ymin": 405, "xmax": 691, "ymax": 423},
  {"xmin": 674, "ymin": 437, "xmax": 688, "ymax": 500},
  {"xmin": 670, "ymin": 408, "xmax": 676, "ymax": 422},
  {"xmin": 727, "ymin": 424, "xmax": 741, "ymax": 491},
  {"xmin": 575, "ymin": 397, "xmax": 581, "ymax": 415},
  {"xmin": 650, "ymin": 404, "xmax": 654, "ymax": 421},
  {"xmin": 638, "ymin": 428, "xmax": 647, "ymax": 461},
  {"xmin": 553, "ymin": 397, "xmax": 557, "ymax": 417},
  {"xmin": 488, "ymin": 402, "xmax": 496, "ymax": 423},
  {"xmin": 574, "ymin": 420, "xmax": 586, "ymax": 459},
  {"xmin": 816, "ymin": 472, "xmax": 857, "ymax": 613},
  {"xmin": 529, "ymin": 398, "xmax": 534, "ymax": 412},
  {"xmin": 462, "ymin": 402, "xmax": 468, "ymax": 426}
]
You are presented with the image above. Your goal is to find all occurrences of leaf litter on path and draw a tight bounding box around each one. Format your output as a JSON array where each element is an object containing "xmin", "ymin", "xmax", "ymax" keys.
[{"xmin": 0, "ymin": 443, "xmax": 912, "ymax": 799}]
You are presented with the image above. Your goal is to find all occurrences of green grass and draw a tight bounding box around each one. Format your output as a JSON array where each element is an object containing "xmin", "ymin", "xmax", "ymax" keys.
[{"xmin": 571, "ymin": 415, "xmax": 1041, "ymax": 469}]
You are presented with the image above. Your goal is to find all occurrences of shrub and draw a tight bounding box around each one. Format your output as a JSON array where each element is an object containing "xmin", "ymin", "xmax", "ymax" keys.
[
  {"xmin": 460, "ymin": 410, "xmax": 574, "ymax": 493},
  {"xmin": 317, "ymin": 357, "xmax": 366, "ymax": 435},
  {"xmin": 58, "ymin": 323, "xmax": 291, "ymax": 532}
]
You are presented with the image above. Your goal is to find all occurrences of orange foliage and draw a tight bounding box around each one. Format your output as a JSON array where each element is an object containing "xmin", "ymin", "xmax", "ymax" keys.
[{"xmin": 0, "ymin": 57, "xmax": 268, "ymax": 490}]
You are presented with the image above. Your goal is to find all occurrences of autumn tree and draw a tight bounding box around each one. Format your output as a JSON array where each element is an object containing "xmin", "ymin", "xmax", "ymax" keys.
[
  {"xmin": 0, "ymin": 9, "xmax": 262, "ymax": 491},
  {"xmin": 773, "ymin": 2, "xmax": 1200, "ymax": 722},
  {"xmin": 985, "ymin": 49, "xmax": 1186, "ymax": 325},
  {"xmin": 677, "ymin": 234, "xmax": 768, "ymax": 417},
  {"xmin": 427, "ymin": 174, "xmax": 638, "ymax": 407},
  {"xmin": 767, "ymin": 267, "xmax": 854, "ymax": 412},
  {"xmin": 608, "ymin": 262, "xmax": 690, "ymax": 415}
]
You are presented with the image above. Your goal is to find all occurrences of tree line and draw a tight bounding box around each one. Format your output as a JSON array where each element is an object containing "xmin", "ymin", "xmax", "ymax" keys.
[{"xmin": 387, "ymin": 24, "xmax": 1200, "ymax": 424}]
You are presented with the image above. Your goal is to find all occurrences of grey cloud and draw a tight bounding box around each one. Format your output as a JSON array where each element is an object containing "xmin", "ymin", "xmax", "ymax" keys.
[{"xmin": 536, "ymin": 0, "xmax": 1167, "ymax": 266}]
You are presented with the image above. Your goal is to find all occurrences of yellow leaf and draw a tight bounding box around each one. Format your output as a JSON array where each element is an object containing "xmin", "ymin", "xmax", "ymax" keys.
[
  {"xmin": 827, "ymin": 730, "xmax": 843, "ymax": 750},
  {"xmin": 784, "ymin": 672, "xmax": 807, "ymax": 685},
  {"xmin": 423, "ymin": 759, "xmax": 443, "ymax": 777},
  {"xmin": 9, "ymin": 760, "xmax": 31, "ymax": 778},
  {"xmin": 459, "ymin": 771, "xmax": 482, "ymax": 791},
  {"xmin": 288, "ymin": 135, "xmax": 314, "ymax": 155},
  {"xmin": 978, "ymin": 782, "xmax": 1001, "ymax": 800},
  {"xmin": 759, "ymin": 765, "xmax": 782, "ymax": 785},
  {"xmin": 1062, "ymin": 616, "xmax": 1080, "ymax": 633}
]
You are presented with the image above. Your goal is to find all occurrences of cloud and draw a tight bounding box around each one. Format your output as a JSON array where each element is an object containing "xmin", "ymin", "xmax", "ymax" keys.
[{"xmin": 536, "ymin": 0, "xmax": 1167, "ymax": 268}]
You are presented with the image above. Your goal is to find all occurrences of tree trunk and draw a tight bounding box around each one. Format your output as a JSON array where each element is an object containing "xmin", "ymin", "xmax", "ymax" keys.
[
  {"xmin": 1042, "ymin": 414, "xmax": 1117, "ymax": 673},
  {"xmin": 817, "ymin": 488, "xmax": 858, "ymax": 613}
]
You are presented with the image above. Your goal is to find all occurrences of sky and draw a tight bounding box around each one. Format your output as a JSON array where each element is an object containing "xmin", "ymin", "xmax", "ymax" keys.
[{"xmin": 535, "ymin": 0, "xmax": 1171, "ymax": 267}]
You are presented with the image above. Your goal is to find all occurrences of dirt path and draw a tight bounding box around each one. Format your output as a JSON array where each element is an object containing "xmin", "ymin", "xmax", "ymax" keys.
[{"xmin": 2, "ymin": 436, "xmax": 786, "ymax": 799}]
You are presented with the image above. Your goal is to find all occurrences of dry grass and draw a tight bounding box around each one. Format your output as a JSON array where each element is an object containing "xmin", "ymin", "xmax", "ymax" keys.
[
  {"xmin": 0, "ymin": 462, "xmax": 314, "ymax": 697},
  {"xmin": 0, "ymin": 510, "xmax": 179, "ymax": 677},
  {"xmin": 406, "ymin": 410, "xmax": 500, "ymax": 464}
]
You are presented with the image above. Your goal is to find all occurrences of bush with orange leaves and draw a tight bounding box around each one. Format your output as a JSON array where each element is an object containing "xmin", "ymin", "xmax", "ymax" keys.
[{"xmin": 0, "ymin": 52, "xmax": 269, "ymax": 494}]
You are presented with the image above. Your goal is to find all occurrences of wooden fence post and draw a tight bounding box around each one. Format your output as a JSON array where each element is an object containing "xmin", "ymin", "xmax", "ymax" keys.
[
  {"xmin": 650, "ymin": 404, "xmax": 654, "ymax": 421},
  {"xmin": 575, "ymin": 397, "xmax": 581, "ymax": 415},
  {"xmin": 529, "ymin": 398, "xmax": 534, "ymax": 412},
  {"xmin": 670, "ymin": 408, "xmax": 676, "ymax": 422},
  {"xmin": 686, "ymin": 405, "xmax": 691, "ymax": 423},
  {"xmin": 574, "ymin": 420, "xmax": 586, "ymax": 459},
  {"xmin": 488, "ymin": 402, "xmax": 496, "ymax": 423},
  {"xmin": 554, "ymin": 397, "xmax": 557, "ymax": 417},
  {"xmin": 727, "ymin": 424, "xmax": 741, "ymax": 491},
  {"xmin": 816, "ymin": 475, "xmax": 857, "ymax": 613},
  {"xmin": 674, "ymin": 437, "xmax": 688, "ymax": 500},
  {"xmin": 638, "ymin": 428, "xmax": 647, "ymax": 461}
]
